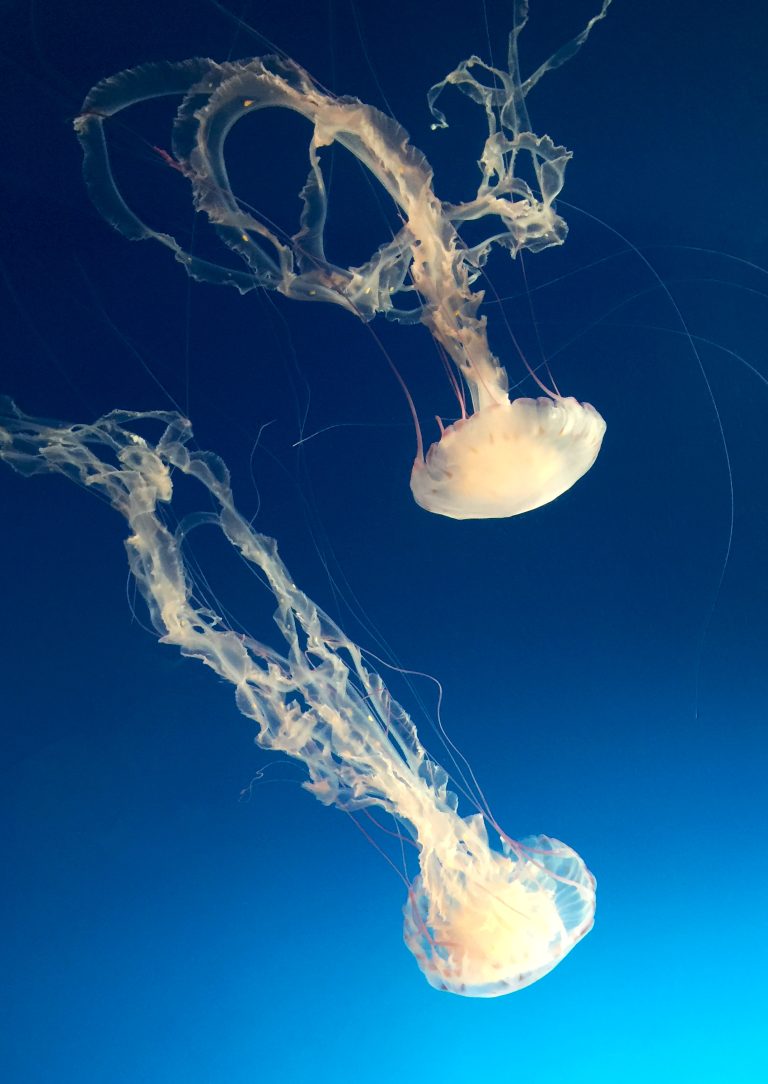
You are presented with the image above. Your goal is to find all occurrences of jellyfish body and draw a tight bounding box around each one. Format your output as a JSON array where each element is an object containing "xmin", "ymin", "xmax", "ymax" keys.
[
  {"xmin": 406, "ymin": 826, "xmax": 594, "ymax": 996},
  {"xmin": 73, "ymin": 0, "xmax": 611, "ymax": 518},
  {"xmin": 0, "ymin": 404, "xmax": 596, "ymax": 996},
  {"xmin": 411, "ymin": 395, "xmax": 607, "ymax": 519}
]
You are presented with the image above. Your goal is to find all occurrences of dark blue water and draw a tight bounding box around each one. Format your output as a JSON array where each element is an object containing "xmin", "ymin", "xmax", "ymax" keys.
[{"xmin": 2, "ymin": 1, "xmax": 767, "ymax": 1080}]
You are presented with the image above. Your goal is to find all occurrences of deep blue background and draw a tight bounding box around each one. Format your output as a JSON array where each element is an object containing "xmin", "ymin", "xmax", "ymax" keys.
[{"xmin": 2, "ymin": 1, "xmax": 767, "ymax": 1080}]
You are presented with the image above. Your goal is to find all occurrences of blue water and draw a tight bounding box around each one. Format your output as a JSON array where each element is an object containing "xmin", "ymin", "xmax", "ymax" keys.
[{"xmin": 2, "ymin": 1, "xmax": 767, "ymax": 1080}]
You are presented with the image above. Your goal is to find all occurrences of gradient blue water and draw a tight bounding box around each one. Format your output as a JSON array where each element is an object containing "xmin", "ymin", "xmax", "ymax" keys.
[{"xmin": 2, "ymin": 1, "xmax": 767, "ymax": 1080}]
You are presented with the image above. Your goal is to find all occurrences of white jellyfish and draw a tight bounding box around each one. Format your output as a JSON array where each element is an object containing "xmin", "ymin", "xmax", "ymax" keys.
[
  {"xmin": 0, "ymin": 403, "xmax": 595, "ymax": 996},
  {"xmin": 73, "ymin": 0, "xmax": 610, "ymax": 519}
]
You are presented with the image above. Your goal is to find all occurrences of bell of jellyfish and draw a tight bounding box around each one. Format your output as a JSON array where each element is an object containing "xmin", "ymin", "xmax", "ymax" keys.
[
  {"xmin": 73, "ymin": 0, "xmax": 610, "ymax": 520},
  {"xmin": 0, "ymin": 403, "xmax": 596, "ymax": 996}
]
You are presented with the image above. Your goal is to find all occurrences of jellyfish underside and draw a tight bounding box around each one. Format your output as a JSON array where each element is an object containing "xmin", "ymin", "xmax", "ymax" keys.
[
  {"xmin": 73, "ymin": 0, "xmax": 610, "ymax": 519},
  {"xmin": 0, "ymin": 405, "xmax": 596, "ymax": 996}
]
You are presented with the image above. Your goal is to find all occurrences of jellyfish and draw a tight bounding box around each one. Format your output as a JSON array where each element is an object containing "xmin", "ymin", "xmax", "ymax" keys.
[
  {"xmin": 0, "ymin": 402, "xmax": 595, "ymax": 996},
  {"xmin": 73, "ymin": 0, "xmax": 610, "ymax": 519}
]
